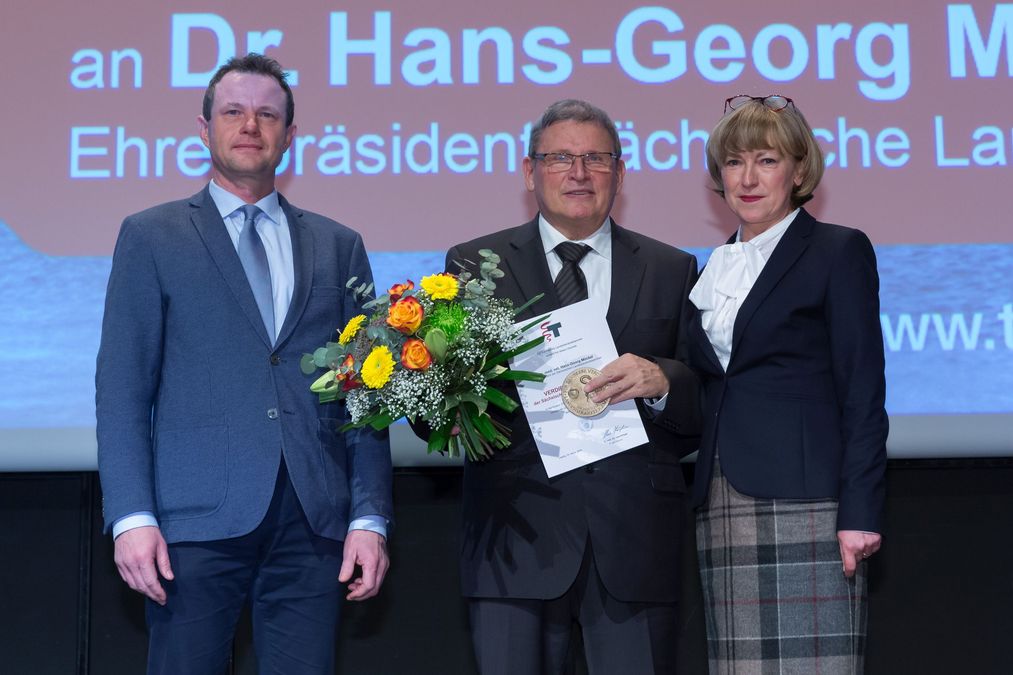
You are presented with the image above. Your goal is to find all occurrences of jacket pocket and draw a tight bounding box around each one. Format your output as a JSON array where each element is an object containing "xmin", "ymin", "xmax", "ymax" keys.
[{"xmin": 154, "ymin": 421, "xmax": 228, "ymax": 520}]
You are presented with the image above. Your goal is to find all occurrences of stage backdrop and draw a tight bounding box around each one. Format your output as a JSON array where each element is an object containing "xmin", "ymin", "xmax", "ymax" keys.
[{"xmin": 1, "ymin": 1, "xmax": 1010, "ymax": 468}]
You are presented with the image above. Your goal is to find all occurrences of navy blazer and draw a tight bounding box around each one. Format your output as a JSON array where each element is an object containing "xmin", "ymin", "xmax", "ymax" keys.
[
  {"xmin": 447, "ymin": 218, "xmax": 701, "ymax": 602},
  {"xmin": 689, "ymin": 208, "xmax": 888, "ymax": 532},
  {"xmin": 96, "ymin": 186, "xmax": 393, "ymax": 544}
]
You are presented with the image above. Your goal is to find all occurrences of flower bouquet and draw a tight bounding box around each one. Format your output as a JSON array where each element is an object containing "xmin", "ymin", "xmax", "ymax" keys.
[{"xmin": 301, "ymin": 249, "xmax": 546, "ymax": 461}]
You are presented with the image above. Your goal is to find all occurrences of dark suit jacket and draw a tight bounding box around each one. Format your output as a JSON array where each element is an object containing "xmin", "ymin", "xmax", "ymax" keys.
[
  {"xmin": 447, "ymin": 217, "xmax": 700, "ymax": 602},
  {"xmin": 689, "ymin": 208, "xmax": 888, "ymax": 533},
  {"xmin": 96, "ymin": 186, "xmax": 393, "ymax": 544}
]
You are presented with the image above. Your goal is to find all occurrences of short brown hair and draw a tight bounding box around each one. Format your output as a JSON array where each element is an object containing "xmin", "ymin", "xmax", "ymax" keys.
[
  {"xmin": 706, "ymin": 99, "xmax": 824, "ymax": 208},
  {"xmin": 202, "ymin": 53, "xmax": 294, "ymax": 127}
]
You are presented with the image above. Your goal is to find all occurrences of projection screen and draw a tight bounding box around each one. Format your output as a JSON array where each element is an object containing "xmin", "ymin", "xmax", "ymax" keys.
[{"xmin": 1, "ymin": 1, "xmax": 1010, "ymax": 469}]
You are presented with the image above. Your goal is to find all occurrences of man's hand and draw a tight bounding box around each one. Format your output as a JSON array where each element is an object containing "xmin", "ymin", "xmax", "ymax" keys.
[
  {"xmin": 584, "ymin": 353, "xmax": 669, "ymax": 405},
  {"xmin": 113, "ymin": 526, "xmax": 174, "ymax": 605},
  {"xmin": 339, "ymin": 529, "xmax": 389, "ymax": 601},
  {"xmin": 838, "ymin": 530, "xmax": 882, "ymax": 578}
]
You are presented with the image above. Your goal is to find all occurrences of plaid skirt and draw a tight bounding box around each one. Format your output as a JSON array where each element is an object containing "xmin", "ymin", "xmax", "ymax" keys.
[{"xmin": 696, "ymin": 455, "xmax": 867, "ymax": 675}]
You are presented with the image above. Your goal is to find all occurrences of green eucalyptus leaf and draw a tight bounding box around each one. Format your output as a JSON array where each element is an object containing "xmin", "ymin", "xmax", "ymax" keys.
[
  {"xmin": 479, "ymin": 250, "xmax": 501, "ymax": 264},
  {"xmin": 312, "ymin": 347, "xmax": 330, "ymax": 367},
  {"xmin": 300, "ymin": 353, "xmax": 317, "ymax": 375}
]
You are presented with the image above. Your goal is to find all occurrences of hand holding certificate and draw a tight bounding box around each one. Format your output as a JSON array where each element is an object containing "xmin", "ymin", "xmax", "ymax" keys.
[{"xmin": 508, "ymin": 299, "xmax": 650, "ymax": 477}]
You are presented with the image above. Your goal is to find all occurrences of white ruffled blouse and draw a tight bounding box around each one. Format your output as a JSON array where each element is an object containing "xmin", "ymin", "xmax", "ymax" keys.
[{"xmin": 688, "ymin": 209, "xmax": 799, "ymax": 371}]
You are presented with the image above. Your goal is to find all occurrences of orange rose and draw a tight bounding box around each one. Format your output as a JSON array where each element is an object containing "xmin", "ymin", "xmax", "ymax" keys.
[
  {"xmin": 388, "ymin": 279, "xmax": 415, "ymax": 301},
  {"xmin": 387, "ymin": 296, "xmax": 424, "ymax": 334},
  {"xmin": 401, "ymin": 338, "xmax": 432, "ymax": 370}
]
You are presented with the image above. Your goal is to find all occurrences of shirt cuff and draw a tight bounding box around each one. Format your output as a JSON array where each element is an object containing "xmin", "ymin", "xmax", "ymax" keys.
[
  {"xmin": 348, "ymin": 515, "xmax": 388, "ymax": 540},
  {"xmin": 112, "ymin": 512, "xmax": 159, "ymax": 539},
  {"xmin": 643, "ymin": 391, "xmax": 669, "ymax": 413}
]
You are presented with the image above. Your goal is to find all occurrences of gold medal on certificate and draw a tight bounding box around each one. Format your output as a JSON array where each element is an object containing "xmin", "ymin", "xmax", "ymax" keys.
[{"xmin": 561, "ymin": 367, "xmax": 609, "ymax": 417}]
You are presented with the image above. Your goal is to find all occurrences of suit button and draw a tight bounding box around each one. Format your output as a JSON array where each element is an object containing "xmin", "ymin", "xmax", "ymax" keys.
[
  {"xmin": 270, "ymin": 354, "xmax": 281, "ymax": 365},
  {"xmin": 267, "ymin": 408, "xmax": 279, "ymax": 420},
  {"xmin": 585, "ymin": 466, "xmax": 596, "ymax": 474}
]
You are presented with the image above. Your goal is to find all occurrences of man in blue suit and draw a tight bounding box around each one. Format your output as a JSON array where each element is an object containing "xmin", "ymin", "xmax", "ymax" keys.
[{"xmin": 95, "ymin": 53, "xmax": 393, "ymax": 674}]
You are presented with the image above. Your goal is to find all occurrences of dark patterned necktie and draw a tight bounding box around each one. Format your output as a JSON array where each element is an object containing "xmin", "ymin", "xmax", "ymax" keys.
[
  {"xmin": 237, "ymin": 204, "xmax": 275, "ymax": 342},
  {"xmin": 553, "ymin": 241, "xmax": 592, "ymax": 307}
]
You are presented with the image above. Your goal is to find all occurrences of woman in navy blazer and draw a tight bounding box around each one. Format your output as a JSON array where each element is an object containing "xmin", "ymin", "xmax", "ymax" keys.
[{"xmin": 689, "ymin": 95, "xmax": 888, "ymax": 674}]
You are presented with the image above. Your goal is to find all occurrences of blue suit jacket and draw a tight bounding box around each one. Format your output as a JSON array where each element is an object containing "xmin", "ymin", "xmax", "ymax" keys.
[
  {"xmin": 689, "ymin": 208, "xmax": 888, "ymax": 532},
  {"xmin": 96, "ymin": 186, "xmax": 393, "ymax": 544}
]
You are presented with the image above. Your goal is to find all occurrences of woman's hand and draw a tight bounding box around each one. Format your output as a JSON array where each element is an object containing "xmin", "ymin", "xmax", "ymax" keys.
[{"xmin": 837, "ymin": 530, "xmax": 882, "ymax": 578}]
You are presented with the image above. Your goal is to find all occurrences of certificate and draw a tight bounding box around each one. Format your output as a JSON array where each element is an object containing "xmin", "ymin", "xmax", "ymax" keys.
[{"xmin": 509, "ymin": 299, "xmax": 649, "ymax": 477}]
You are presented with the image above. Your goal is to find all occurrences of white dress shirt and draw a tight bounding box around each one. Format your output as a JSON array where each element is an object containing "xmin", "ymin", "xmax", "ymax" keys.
[
  {"xmin": 538, "ymin": 214, "xmax": 612, "ymax": 318},
  {"xmin": 538, "ymin": 215, "xmax": 667, "ymax": 410}
]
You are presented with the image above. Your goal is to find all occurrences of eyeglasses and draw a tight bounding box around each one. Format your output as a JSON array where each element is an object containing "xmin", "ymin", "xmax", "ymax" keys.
[
  {"xmin": 532, "ymin": 152, "xmax": 619, "ymax": 173},
  {"xmin": 724, "ymin": 94, "xmax": 795, "ymax": 114}
]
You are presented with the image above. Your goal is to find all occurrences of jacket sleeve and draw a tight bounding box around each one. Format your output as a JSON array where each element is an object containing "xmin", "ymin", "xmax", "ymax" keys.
[
  {"xmin": 827, "ymin": 229, "xmax": 889, "ymax": 532},
  {"xmin": 652, "ymin": 252, "xmax": 703, "ymax": 449},
  {"xmin": 95, "ymin": 216, "xmax": 164, "ymax": 531},
  {"xmin": 342, "ymin": 232, "xmax": 394, "ymax": 524}
]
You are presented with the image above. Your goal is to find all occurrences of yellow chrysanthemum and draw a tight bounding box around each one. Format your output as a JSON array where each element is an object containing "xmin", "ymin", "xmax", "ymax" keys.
[
  {"xmin": 420, "ymin": 273, "xmax": 460, "ymax": 301},
  {"xmin": 361, "ymin": 346, "xmax": 395, "ymax": 389},
  {"xmin": 338, "ymin": 314, "xmax": 367, "ymax": 345}
]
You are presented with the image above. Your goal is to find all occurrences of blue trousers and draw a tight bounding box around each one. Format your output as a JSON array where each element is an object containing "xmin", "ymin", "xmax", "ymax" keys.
[{"xmin": 145, "ymin": 462, "xmax": 344, "ymax": 675}]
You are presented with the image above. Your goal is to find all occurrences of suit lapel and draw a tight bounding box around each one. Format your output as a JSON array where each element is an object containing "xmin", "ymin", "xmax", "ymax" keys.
[
  {"xmin": 189, "ymin": 187, "xmax": 274, "ymax": 348},
  {"xmin": 605, "ymin": 223, "xmax": 643, "ymax": 338},
  {"xmin": 505, "ymin": 218, "xmax": 557, "ymax": 320},
  {"xmin": 730, "ymin": 209, "xmax": 814, "ymax": 363},
  {"xmin": 276, "ymin": 195, "xmax": 314, "ymax": 348},
  {"xmin": 689, "ymin": 300, "xmax": 723, "ymax": 375}
]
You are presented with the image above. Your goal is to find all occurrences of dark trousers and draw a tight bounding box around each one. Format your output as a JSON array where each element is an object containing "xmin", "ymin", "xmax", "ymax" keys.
[
  {"xmin": 469, "ymin": 540, "xmax": 679, "ymax": 675},
  {"xmin": 145, "ymin": 462, "xmax": 344, "ymax": 675}
]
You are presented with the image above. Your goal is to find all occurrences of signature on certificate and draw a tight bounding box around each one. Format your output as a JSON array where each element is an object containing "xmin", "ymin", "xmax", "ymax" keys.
[{"xmin": 602, "ymin": 424, "xmax": 630, "ymax": 444}]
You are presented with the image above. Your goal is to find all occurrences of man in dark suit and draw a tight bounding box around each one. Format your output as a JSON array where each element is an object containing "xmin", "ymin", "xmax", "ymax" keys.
[
  {"xmin": 95, "ymin": 54, "xmax": 393, "ymax": 674},
  {"xmin": 446, "ymin": 99, "xmax": 701, "ymax": 674}
]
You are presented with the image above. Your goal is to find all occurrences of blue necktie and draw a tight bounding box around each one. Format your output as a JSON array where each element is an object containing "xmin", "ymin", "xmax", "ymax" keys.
[
  {"xmin": 237, "ymin": 204, "xmax": 275, "ymax": 342},
  {"xmin": 554, "ymin": 242, "xmax": 592, "ymax": 307}
]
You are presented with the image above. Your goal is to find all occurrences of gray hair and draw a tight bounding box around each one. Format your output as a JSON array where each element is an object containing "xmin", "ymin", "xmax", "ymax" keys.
[{"xmin": 528, "ymin": 99, "xmax": 621, "ymax": 157}]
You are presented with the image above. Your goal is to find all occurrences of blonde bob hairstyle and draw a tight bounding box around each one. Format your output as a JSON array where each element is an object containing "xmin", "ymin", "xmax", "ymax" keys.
[{"xmin": 706, "ymin": 99, "xmax": 825, "ymax": 208}]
